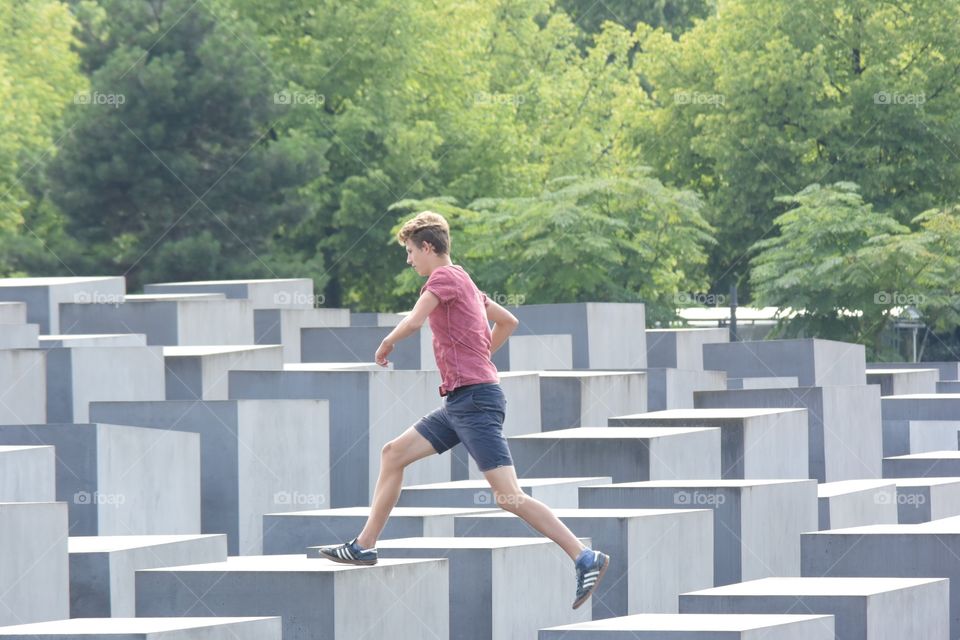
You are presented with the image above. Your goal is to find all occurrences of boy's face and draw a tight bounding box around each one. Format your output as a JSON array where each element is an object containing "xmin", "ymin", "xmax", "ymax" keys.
[{"xmin": 405, "ymin": 239, "xmax": 431, "ymax": 276}]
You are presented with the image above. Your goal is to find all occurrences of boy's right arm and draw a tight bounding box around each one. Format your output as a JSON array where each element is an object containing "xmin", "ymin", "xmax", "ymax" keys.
[{"xmin": 485, "ymin": 298, "xmax": 519, "ymax": 355}]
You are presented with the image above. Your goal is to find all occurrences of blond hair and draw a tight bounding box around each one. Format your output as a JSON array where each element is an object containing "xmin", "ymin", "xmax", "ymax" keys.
[{"xmin": 397, "ymin": 211, "xmax": 450, "ymax": 255}]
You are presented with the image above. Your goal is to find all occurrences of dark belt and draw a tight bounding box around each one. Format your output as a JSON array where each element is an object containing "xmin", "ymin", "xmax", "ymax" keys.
[{"xmin": 439, "ymin": 382, "xmax": 489, "ymax": 398}]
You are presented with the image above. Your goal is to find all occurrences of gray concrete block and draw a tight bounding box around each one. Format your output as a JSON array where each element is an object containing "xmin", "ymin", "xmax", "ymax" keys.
[
  {"xmin": 703, "ymin": 338, "xmax": 866, "ymax": 387},
  {"xmin": 868, "ymin": 361, "xmax": 960, "ymax": 381},
  {"xmin": 509, "ymin": 427, "xmax": 721, "ymax": 483},
  {"xmin": 609, "ymin": 408, "xmax": 808, "ymax": 480},
  {"xmin": 536, "ymin": 372, "xmax": 647, "ymax": 431},
  {"xmin": 263, "ymin": 506, "xmax": 494, "ymax": 554},
  {"xmin": 539, "ymin": 613, "xmax": 835, "ymax": 639},
  {"xmin": 254, "ymin": 307, "xmax": 351, "ymax": 363},
  {"xmin": 680, "ymin": 576, "xmax": 948, "ymax": 640},
  {"xmin": 135, "ymin": 555, "xmax": 449, "ymax": 640},
  {"xmin": 321, "ymin": 537, "xmax": 589, "ymax": 639},
  {"xmin": 881, "ymin": 393, "xmax": 960, "ymax": 422},
  {"xmin": 0, "ymin": 502, "xmax": 69, "ymax": 626},
  {"xmin": 163, "ymin": 345, "xmax": 282, "ymax": 400},
  {"xmin": 0, "ymin": 445, "xmax": 55, "ymax": 502},
  {"xmin": 882, "ymin": 419, "xmax": 960, "ymax": 456},
  {"xmin": 0, "ymin": 424, "xmax": 199, "ymax": 537},
  {"xmin": 581, "ymin": 480, "xmax": 818, "ymax": 586},
  {"xmin": 889, "ymin": 478, "xmax": 960, "ymax": 523},
  {"xmin": 491, "ymin": 334, "xmax": 573, "ymax": 371},
  {"xmin": 39, "ymin": 334, "xmax": 147, "ymax": 347},
  {"xmin": 646, "ymin": 328, "xmax": 729, "ymax": 370},
  {"xmin": 867, "ymin": 368, "xmax": 938, "ymax": 396},
  {"xmin": 816, "ymin": 480, "xmax": 897, "ymax": 530},
  {"xmin": 0, "ymin": 323, "xmax": 38, "ymax": 349},
  {"xmin": 454, "ymin": 508, "xmax": 713, "ymax": 617},
  {"xmin": 643, "ymin": 368, "xmax": 727, "ymax": 412},
  {"xmin": 727, "ymin": 376, "xmax": 799, "ymax": 390},
  {"xmin": 695, "ymin": 385, "xmax": 883, "ymax": 482},
  {"xmin": 45, "ymin": 346, "xmax": 165, "ymax": 422},
  {"xmin": 0, "ymin": 617, "xmax": 280, "ymax": 639},
  {"xmin": 507, "ymin": 303, "xmax": 647, "ymax": 369},
  {"xmin": 0, "ymin": 301, "xmax": 27, "ymax": 324},
  {"xmin": 0, "ymin": 276, "xmax": 125, "ymax": 334},
  {"xmin": 398, "ymin": 477, "xmax": 611, "ymax": 509},
  {"xmin": 883, "ymin": 450, "xmax": 960, "ymax": 478},
  {"xmin": 0, "ymin": 350, "xmax": 46, "ymax": 424},
  {"xmin": 300, "ymin": 325, "xmax": 433, "ymax": 369},
  {"xmin": 89, "ymin": 399, "xmax": 328, "ymax": 555},
  {"xmin": 938, "ymin": 380, "xmax": 960, "ymax": 393},
  {"xmin": 68, "ymin": 534, "xmax": 227, "ymax": 617},
  {"xmin": 60, "ymin": 298, "xmax": 254, "ymax": 346},
  {"xmin": 350, "ymin": 312, "xmax": 403, "ymax": 326},
  {"xmin": 144, "ymin": 278, "xmax": 315, "ymax": 309}
]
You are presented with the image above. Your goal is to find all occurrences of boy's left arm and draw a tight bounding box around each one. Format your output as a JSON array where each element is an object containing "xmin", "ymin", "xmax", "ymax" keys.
[{"xmin": 375, "ymin": 291, "xmax": 440, "ymax": 366}]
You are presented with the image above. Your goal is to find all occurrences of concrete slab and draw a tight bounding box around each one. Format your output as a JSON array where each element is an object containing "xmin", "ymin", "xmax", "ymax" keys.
[
  {"xmin": 889, "ymin": 478, "xmax": 960, "ymax": 524},
  {"xmin": 68, "ymin": 534, "xmax": 227, "ymax": 617},
  {"xmin": 609, "ymin": 408, "xmax": 808, "ymax": 479},
  {"xmin": 816, "ymin": 480, "xmax": 897, "ymax": 530},
  {"xmin": 135, "ymin": 555, "xmax": 448, "ymax": 640},
  {"xmin": 254, "ymin": 307, "xmax": 351, "ymax": 362},
  {"xmin": 509, "ymin": 427, "xmax": 721, "ymax": 483},
  {"xmin": 680, "ymin": 576, "xmax": 948, "ymax": 640},
  {"xmin": 0, "ymin": 502, "xmax": 69, "ymax": 626},
  {"xmin": 300, "ymin": 325, "xmax": 435, "ymax": 369},
  {"xmin": 89, "ymin": 399, "xmax": 328, "ymax": 555},
  {"xmin": 727, "ymin": 376, "xmax": 799, "ymax": 390},
  {"xmin": 0, "ymin": 445, "xmax": 55, "ymax": 502},
  {"xmin": 163, "ymin": 345, "xmax": 283, "ymax": 400},
  {"xmin": 0, "ymin": 618, "xmax": 280, "ymax": 639},
  {"xmin": 536, "ymin": 371, "xmax": 647, "ymax": 431},
  {"xmin": 0, "ymin": 276, "xmax": 125, "ymax": 334},
  {"xmin": 883, "ymin": 450, "xmax": 960, "ymax": 478},
  {"xmin": 703, "ymin": 338, "xmax": 866, "ymax": 387},
  {"xmin": 0, "ymin": 323, "xmax": 38, "ymax": 349},
  {"xmin": 144, "ymin": 278, "xmax": 315, "ymax": 309},
  {"xmin": 0, "ymin": 350, "xmax": 45, "ymax": 424},
  {"xmin": 0, "ymin": 424, "xmax": 199, "ymax": 536},
  {"xmin": 39, "ymin": 334, "xmax": 147, "ymax": 347},
  {"xmin": 262, "ymin": 506, "xmax": 495, "ymax": 554},
  {"xmin": 643, "ymin": 368, "xmax": 727, "ymax": 411},
  {"xmin": 581, "ymin": 480, "xmax": 818, "ymax": 586},
  {"xmin": 882, "ymin": 419, "xmax": 960, "ymax": 456},
  {"xmin": 350, "ymin": 312, "xmax": 403, "ymax": 326},
  {"xmin": 397, "ymin": 477, "xmax": 611, "ymax": 509},
  {"xmin": 454, "ymin": 508, "xmax": 713, "ymax": 617},
  {"xmin": 646, "ymin": 328, "xmax": 729, "ymax": 371},
  {"xmin": 539, "ymin": 613, "xmax": 835, "ymax": 639},
  {"xmin": 868, "ymin": 361, "xmax": 960, "ymax": 381},
  {"xmin": 695, "ymin": 385, "xmax": 882, "ymax": 482},
  {"xmin": 867, "ymin": 368, "xmax": 938, "ymax": 396},
  {"xmin": 0, "ymin": 301, "xmax": 27, "ymax": 324},
  {"xmin": 938, "ymin": 380, "xmax": 960, "ymax": 393},
  {"xmin": 490, "ymin": 334, "xmax": 573, "ymax": 371}
]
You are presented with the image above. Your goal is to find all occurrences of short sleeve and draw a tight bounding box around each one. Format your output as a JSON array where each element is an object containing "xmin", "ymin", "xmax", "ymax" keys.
[{"xmin": 422, "ymin": 267, "xmax": 460, "ymax": 304}]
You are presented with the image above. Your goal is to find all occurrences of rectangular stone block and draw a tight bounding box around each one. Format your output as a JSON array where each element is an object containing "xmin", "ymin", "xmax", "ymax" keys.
[
  {"xmin": 350, "ymin": 312, "xmax": 403, "ymax": 326},
  {"xmin": 868, "ymin": 361, "xmax": 960, "ymax": 381},
  {"xmin": 0, "ymin": 617, "xmax": 280, "ymax": 639},
  {"xmin": 491, "ymin": 334, "xmax": 573, "ymax": 371},
  {"xmin": 883, "ymin": 450, "xmax": 960, "ymax": 478},
  {"xmin": 646, "ymin": 328, "xmax": 729, "ymax": 370},
  {"xmin": 317, "ymin": 537, "xmax": 589, "ymax": 639},
  {"xmin": 69, "ymin": 534, "xmax": 227, "ymax": 617},
  {"xmin": 144, "ymin": 278, "xmax": 315, "ymax": 309},
  {"xmin": 60, "ymin": 297, "xmax": 254, "ymax": 346},
  {"xmin": 163, "ymin": 345, "xmax": 282, "ymax": 400},
  {"xmin": 867, "ymin": 368, "xmax": 938, "ymax": 396},
  {"xmin": 0, "ymin": 445, "xmax": 55, "ymax": 502},
  {"xmin": 135, "ymin": 555, "xmax": 449, "ymax": 640},
  {"xmin": 263, "ymin": 506, "xmax": 493, "ymax": 554},
  {"xmin": 695, "ymin": 385, "xmax": 882, "ymax": 482},
  {"xmin": 680, "ymin": 576, "xmax": 948, "ymax": 640},
  {"xmin": 254, "ymin": 307, "xmax": 351, "ymax": 362},
  {"xmin": 0, "ymin": 323, "xmax": 38, "ymax": 349},
  {"xmin": 0, "ymin": 502, "xmax": 69, "ymax": 626},
  {"xmin": 89, "ymin": 399, "xmax": 328, "ymax": 555},
  {"xmin": 40, "ymin": 334, "xmax": 147, "ymax": 347},
  {"xmin": 643, "ymin": 368, "xmax": 727, "ymax": 411},
  {"xmin": 0, "ymin": 350, "xmax": 46, "ymax": 423},
  {"xmin": 454, "ymin": 508, "xmax": 713, "ymax": 616},
  {"xmin": 727, "ymin": 376, "xmax": 799, "ymax": 390},
  {"xmin": 891, "ymin": 478, "xmax": 960, "ymax": 524},
  {"xmin": 0, "ymin": 276, "xmax": 125, "ymax": 334},
  {"xmin": 703, "ymin": 338, "xmax": 866, "ymax": 387},
  {"xmin": 609, "ymin": 408, "xmax": 808, "ymax": 479},
  {"xmin": 45, "ymin": 345, "xmax": 165, "ymax": 422},
  {"xmin": 0, "ymin": 301, "xmax": 27, "ymax": 324},
  {"xmin": 537, "ymin": 372, "xmax": 647, "ymax": 431},
  {"xmin": 881, "ymin": 393, "xmax": 960, "ymax": 422},
  {"xmin": 398, "ymin": 477, "xmax": 611, "ymax": 509},
  {"xmin": 581, "ymin": 480, "xmax": 818, "ymax": 586},
  {"xmin": 938, "ymin": 380, "xmax": 960, "ymax": 392},
  {"xmin": 509, "ymin": 427, "xmax": 721, "ymax": 483},
  {"xmin": 507, "ymin": 302, "xmax": 647, "ymax": 369},
  {"xmin": 882, "ymin": 419, "xmax": 960, "ymax": 456},
  {"xmin": 816, "ymin": 480, "xmax": 897, "ymax": 530},
  {"xmin": 539, "ymin": 613, "xmax": 835, "ymax": 639},
  {"xmin": 300, "ymin": 325, "xmax": 434, "ymax": 369},
  {"xmin": 0, "ymin": 424, "xmax": 199, "ymax": 537}
]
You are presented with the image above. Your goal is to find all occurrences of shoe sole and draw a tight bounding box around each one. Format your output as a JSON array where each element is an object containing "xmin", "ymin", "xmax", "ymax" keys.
[
  {"xmin": 572, "ymin": 553, "xmax": 609, "ymax": 610},
  {"xmin": 319, "ymin": 551, "xmax": 377, "ymax": 566}
]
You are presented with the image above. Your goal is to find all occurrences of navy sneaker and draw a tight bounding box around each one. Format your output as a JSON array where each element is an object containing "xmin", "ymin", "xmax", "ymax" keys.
[
  {"xmin": 318, "ymin": 538, "xmax": 378, "ymax": 566},
  {"xmin": 572, "ymin": 549, "xmax": 609, "ymax": 609}
]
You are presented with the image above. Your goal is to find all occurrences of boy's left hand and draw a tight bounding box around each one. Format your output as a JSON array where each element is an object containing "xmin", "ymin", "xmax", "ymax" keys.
[{"xmin": 375, "ymin": 340, "xmax": 393, "ymax": 367}]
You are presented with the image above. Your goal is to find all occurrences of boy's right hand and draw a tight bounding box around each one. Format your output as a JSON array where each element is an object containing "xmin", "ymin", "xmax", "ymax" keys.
[{"xmin": 375, "ymin": 340, "xmax": 394, "ymax": 367}]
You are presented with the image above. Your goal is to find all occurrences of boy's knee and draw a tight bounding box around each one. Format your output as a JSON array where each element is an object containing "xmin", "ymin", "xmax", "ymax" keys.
[
  {"xmin": 380, "ymin": 441, "xmax": 404, "ymax": 468},
  {"xmin": 494, "ymin": 491, "xmax": 525, "ymax": 513}
]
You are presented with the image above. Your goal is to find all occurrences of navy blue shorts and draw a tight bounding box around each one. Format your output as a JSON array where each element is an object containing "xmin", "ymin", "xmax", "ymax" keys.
[{"xmin": 414, "ymin": 383, "xmax": 514, "ymax": 472}]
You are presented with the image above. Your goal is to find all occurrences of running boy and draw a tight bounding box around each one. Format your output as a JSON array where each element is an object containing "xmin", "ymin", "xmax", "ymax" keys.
[{"xmin": 319, "ymin": 211, "xmax": 609, "ymax": 609}]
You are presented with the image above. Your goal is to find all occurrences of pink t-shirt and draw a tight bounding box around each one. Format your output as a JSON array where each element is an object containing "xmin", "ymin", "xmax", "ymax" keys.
[{"xmin": 420, "ymin": 265, "xmax": 499, "ymax": 395}]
